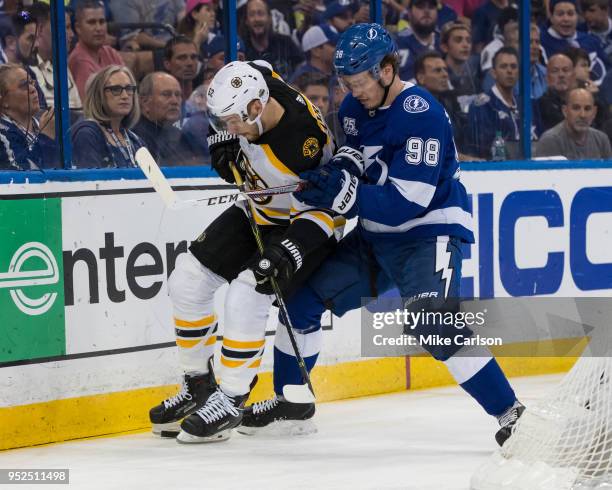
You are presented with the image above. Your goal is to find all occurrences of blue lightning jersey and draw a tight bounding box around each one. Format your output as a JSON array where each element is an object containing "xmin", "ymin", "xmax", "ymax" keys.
[{"xmin": 338, "ymin": 82, "xmax": 474, "ymax": 243}]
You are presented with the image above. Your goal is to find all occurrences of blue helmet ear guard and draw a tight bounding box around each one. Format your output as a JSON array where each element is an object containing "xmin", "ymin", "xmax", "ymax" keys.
[{"xmin": 333, "ymin": 23, "xmax": 397, "ymax": 79}]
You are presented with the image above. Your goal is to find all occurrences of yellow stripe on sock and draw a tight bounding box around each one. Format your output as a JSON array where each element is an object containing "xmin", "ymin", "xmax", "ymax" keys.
[
  {"xmin": 205, "ymin": 336, "xmax": 217, "ymax": 346},
  {"xmin": 221, "ymin": 357, "xmax": 246, "ymax": 368},
  {"xmin": 247, "ymin": 358, "xmax": 262, "ymax": 369},
  {"xmin": 223, "ymin": 338, "xmax": 265, "ymax": 349},
  {"xmin": 175, "ymin": 338, "xmax": 201, "ymax": 348},
  {"xmin": 174, "ymin": 315, "xmax": 216, "ymax": 328}
]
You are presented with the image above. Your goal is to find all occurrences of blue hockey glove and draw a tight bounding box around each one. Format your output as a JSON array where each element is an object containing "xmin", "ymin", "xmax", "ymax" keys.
[
  {"xmin": 295, "ymin": 167, "xmax": 359, "ymax": 219},
  {"xmin": 251, "ymin": 238, "xmax": 304, "ymax": 295}
]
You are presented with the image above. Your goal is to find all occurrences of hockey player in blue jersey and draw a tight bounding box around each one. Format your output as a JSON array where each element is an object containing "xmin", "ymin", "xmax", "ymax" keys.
[{"xmin": 239, "ymin": 23, "xmax": 524, "ymax": 446}]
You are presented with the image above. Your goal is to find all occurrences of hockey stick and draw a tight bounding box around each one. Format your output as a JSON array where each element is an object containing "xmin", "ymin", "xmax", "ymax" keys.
[
  {"xmin": 230, "ymin": 162, "xmax": 316, "ymax": 404},
  {"xmin": 134, "ymin": 147, "xmax": 306, "ymax": 209}
]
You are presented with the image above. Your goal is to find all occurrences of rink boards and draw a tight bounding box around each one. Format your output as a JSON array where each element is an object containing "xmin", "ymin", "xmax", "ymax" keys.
[{"xmin": 0, "ymin": 162, "xmax": 611, "ymax": 449}]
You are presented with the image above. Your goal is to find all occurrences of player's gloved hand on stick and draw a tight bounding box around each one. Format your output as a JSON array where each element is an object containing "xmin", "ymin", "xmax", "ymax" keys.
[
  {"xmin": 251, "ymin": 238, "xmax": 304, "ymax": 295},
  {"xmin": 295, "ymin": 166, "xmax": 359, "ymax": 219},
  {"xmin": 328, "ymin": 146, "xmax": 365, "ymax": 177},
  {"xmin": 207, "ymin": 131, "xmax": 243, "ymax": 183}
]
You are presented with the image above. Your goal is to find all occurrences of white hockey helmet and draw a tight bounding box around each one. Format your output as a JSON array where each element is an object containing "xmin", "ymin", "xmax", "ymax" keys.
[{"xmin": 206, "ymin": 61, "xmax": 270, "ymax": 135}]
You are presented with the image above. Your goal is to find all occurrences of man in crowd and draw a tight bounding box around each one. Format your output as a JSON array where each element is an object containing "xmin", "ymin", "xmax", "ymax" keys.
[
  {"xmin": 202, "ymin": 35, "xmax": 246, "ymax": 73},
  {"xmin": 580, "ymin": 0, "xmax": 612, "ymax": 64},
  {"xmin": 133, "ymin": 72, "xmax": 206, "ymax": 166},
  {"xmin": 414, "ymin": 51, "xmax": 470, "ymax": 157},
  {"xmin": 472, "ymin": 0, "xmax": 514, "ymax": 52},
  {"xmin": 163, "ymin": 36, "xmax": 199, "ymax": 102},
  {"xmin": 440, "ymin": 21, "xmax": 480, "ymax": 99},
  {"xmin": 68, "ymin": 0, "xmax": 124, "ymax": 100},
  {"xmin": 30, "ymin": 3, "xmax": 82, "ymax": 116},
  {"xmin": 323, "ymin": 0, "xmax": 355, "ymax": 33},
  {"xmin": 541, "ymin": 0, "xmax": 609, "ymax": 86},
  {"xmin": 240, "ymin": 0, "xmax": 304, "ymax": 80},
  {"xmin": 396, "ymin": 0, "xmax": 440, "ymax": 80},
  {"xmin": 110, "ymin": 0, "xmax": 183, "ymax": 50},
  {"xmin": 290, "ymin": 23, "xmax": 338, "ymax": 83},
  {"xmin": 536, "ymin": 87, "xmax": 612, "ymax": 159},
  {"xmin": 466, "ymin": 46, "xmax": 520, "ymax": 159},
  {"xmin": 537, "ymin": 53, "xmax": 575, "ymax": 131},
  {"xmin": 292, "ymin": 72, "xmax": 330, "ymax": 116}
]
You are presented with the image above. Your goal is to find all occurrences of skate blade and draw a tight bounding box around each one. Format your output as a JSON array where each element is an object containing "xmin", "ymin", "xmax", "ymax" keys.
[
  {"xmin": 236, "ymin": 419, "xmax": 317, "ymax": 437},
  {"xmin": 176, "ymin": 429, "xmax": 232, "ymax": 444},
  {"xmin": 152, "ymin": 422, "xmax": 181, "ymax": 437}
]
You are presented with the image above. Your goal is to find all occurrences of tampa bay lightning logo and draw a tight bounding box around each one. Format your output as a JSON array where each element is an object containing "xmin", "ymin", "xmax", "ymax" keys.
[
  {"xmin": 367, "ymin": 28, "xmax": 378, "ymax": 40},
  {"xmin": 403, "ymin": 95, "xmax": 429, "ymax": 113}
]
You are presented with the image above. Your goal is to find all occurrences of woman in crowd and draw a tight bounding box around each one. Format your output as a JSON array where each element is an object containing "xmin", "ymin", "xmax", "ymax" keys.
[
  {"xmin": 178, "ymin": 0, "xmax": 218, "ymax": 49},
  {"xmin": 0, "ymin": 63, "xmax": 58, "ymax": 170},
  {"xmin": 71, "ymin": 65, "xmax": 144, "ymax": 168}
]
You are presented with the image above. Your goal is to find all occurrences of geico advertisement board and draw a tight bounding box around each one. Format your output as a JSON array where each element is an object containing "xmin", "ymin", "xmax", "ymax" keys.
[{"xmin": 1, "ymin": 168, "xmax": 611, "ymax": 368}]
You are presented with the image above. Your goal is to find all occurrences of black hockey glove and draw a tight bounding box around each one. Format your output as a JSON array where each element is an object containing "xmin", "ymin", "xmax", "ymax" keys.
[
  {"xmin": 207, "ymin": 131, "xmax": 242, "ymax": 184},
  {"xmin": 251, "ymin": 238, "xmax": 304, "ymax": 295}
]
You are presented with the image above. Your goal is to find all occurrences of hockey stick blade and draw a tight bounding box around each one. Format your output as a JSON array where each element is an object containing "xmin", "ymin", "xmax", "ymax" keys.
[
  {"xmin": 135, "ymin": 147, "xmax": 178, "ymax": 208},
  {"xmin": 283, "ymin": 384, "xmax": 316, "ymax": 404}
]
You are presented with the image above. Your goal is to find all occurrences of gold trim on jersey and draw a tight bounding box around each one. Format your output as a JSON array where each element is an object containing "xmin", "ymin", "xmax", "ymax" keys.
[
  {"xmin": 260, "ymin": 144, "xmax": 297, "ymax": 177},
  {"xmin": 301, "ymin": 94, "xmax": 331, "ymax": 146},
  {"xmin": 252, "ymin": 206, "xmax": 290, "ymax": 226},
  {"xmin": 291, "ymin": 210, "xmax": 335, "ymax": 237}
]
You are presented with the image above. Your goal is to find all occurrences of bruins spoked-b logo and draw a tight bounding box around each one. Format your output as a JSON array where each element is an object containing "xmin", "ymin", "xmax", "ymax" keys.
[
  {"xmin": 231, "ymin": 77, "xmax": 243, "ymax": 88},
  {"xmin": 302, "ymin": 137, "xmax": 320, "ymax": 158}
]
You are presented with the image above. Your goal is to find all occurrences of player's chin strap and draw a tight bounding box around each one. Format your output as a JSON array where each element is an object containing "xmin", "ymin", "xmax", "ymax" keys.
[{"xmin": 375, "ymin": 64, "xmax": 397, "ymax": 110}]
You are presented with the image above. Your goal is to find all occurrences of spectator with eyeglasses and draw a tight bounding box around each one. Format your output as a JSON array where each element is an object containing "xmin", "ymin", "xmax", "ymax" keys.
[
  {"xmin": 0, "ymin": 63, "xmax": 58, "ymax": 170},
  {"xmin": 29, "ymin": 3, "xmax": 82, "ymax": 118},
  {"xmin": 133, "ymin": 72, "xmax": 205, "ymax": 166},
  {"xmin": 71, "ymin": 65, "xmax": 144, "ymax": 168},
  {"xmin": 68, "ymin": 0, "xmax": 124, "ymax": 101}
]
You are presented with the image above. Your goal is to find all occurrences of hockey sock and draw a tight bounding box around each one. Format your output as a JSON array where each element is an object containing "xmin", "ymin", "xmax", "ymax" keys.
[
  {"xmin": 273, "ymin": 325, "xmax": 322, "ymax": 396},
  {"xmin": 456, "ymin": 358, "xmax": 517, "ymax": 416},
  {"xmin": 169, "ymin": 253, "xmax": 225, "ymax": 374},
  {"xmin": 220, "ymin": 270, "xmax": 274, "ymax": 396}
]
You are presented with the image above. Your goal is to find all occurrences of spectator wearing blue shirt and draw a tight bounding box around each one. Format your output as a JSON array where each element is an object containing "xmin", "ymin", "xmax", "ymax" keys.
[
  {"xmin": 541, "ymin": 0, "xmax": 610, "ymax": 86},
  {"xmin": 466, "ymin": 47, "xmax": 520, "ymax": 159},
  {"xmin": 0, "ymin": 63, "xmax": 58, "ymax": 170},
  {"xmin": 580, "ymin": 0, "xmax": 612, "ymax": 65},
  {"xmin": 440, "ymin": 21, "xmax": 481, "ymax": 99},
  {"xmin": 290, "ymin": 23, "xmax": 338, "ymax": 83},
  {"xmin": 472, "ymin": 0, "xmax": 514, "ymax": 52},
  {"xmin": 396, "ymin": 0, "xmax": 441, "ymax": 81},
  {"xmin": 323, "ymin": 0, "xmax": 355, "ymax": 34},
  {"xmin": 202, "ymin": 35, "xmax": 246, "ymax": 74},
  {"xmin": 71, "ymin": 65, "xmax": 144, "ymax": 168}
]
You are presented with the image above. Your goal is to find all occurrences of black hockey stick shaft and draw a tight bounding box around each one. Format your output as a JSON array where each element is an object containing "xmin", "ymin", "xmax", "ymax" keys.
[{"xmin": 229, "ymin": 163, "xmax": 315, "ymax": 398}]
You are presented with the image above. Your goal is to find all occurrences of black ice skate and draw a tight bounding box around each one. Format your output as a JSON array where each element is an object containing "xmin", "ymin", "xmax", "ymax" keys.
[
  {"xmin": 237, "ymin": 395, "xmax": 316, "ymax": 436},
  {"xmin": 149, "ymin": 361, "xmax": 217, "ymax": 437},
  {"xmin": 176, "ymin": 388, "xmax": 248, "ymax": 443},
  {"xmin": 495, "ymin": 400, "xmax": 525, "ymax": 446}
]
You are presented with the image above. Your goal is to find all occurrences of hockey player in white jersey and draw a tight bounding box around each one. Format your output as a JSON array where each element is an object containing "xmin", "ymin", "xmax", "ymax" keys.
[
  {"xmin": 148, "ymin": 60, "xmax": 341, "ymax": 442},
  {"xmin": 240, "ymin": 24, "xmax": 524, "ymax": 447}
]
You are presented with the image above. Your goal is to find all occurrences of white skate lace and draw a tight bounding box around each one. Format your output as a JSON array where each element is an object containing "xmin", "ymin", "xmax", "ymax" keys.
[
  {"xmin": 252, "ymin": 396, "xmax": 279, "ymax": 415},
  {"xmin": 497, "ymin": 401, "xmax": 522, "ymax": 428},
  {"xmin": 195, "ymin": 389, "xmax": 239, "ymax": 423},
  {"xmin": 163, "ymin": 379, "xmax": 192, "ymax": 409}
]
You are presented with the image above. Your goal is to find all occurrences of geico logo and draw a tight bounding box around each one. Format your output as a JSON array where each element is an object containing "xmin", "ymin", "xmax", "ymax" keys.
[
  {"xmin": 466, "ymin": 187, "xmax": 612, "ymax": 298},
  {"xmin": 0, "ymin": 242, "xmax": 59, "ymax": 316},
  {"xmin": 63, "ymin": 232, "xmax": 188, "ymax": 306}
]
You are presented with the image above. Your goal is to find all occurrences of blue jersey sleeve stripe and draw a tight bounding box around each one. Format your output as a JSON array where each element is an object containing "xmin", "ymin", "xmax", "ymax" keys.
[
  {"xmin": 361, "ymin": 206, "xmax": 473, "ymax": 234},
  {"xmin": 389, "ymin": 176, "xmax": 436, "ymax": 208}
]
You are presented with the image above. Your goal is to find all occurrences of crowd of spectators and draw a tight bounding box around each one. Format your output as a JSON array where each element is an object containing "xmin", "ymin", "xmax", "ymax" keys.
[{"xmin": 1, "ymin": 0, "xmax": 612, "ymax": 171}]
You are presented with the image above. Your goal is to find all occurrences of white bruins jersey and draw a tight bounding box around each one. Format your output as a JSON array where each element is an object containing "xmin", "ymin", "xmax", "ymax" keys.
[{"xmin": 236, "ymin": 63, "xmax": 340, "ymax": 242}]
